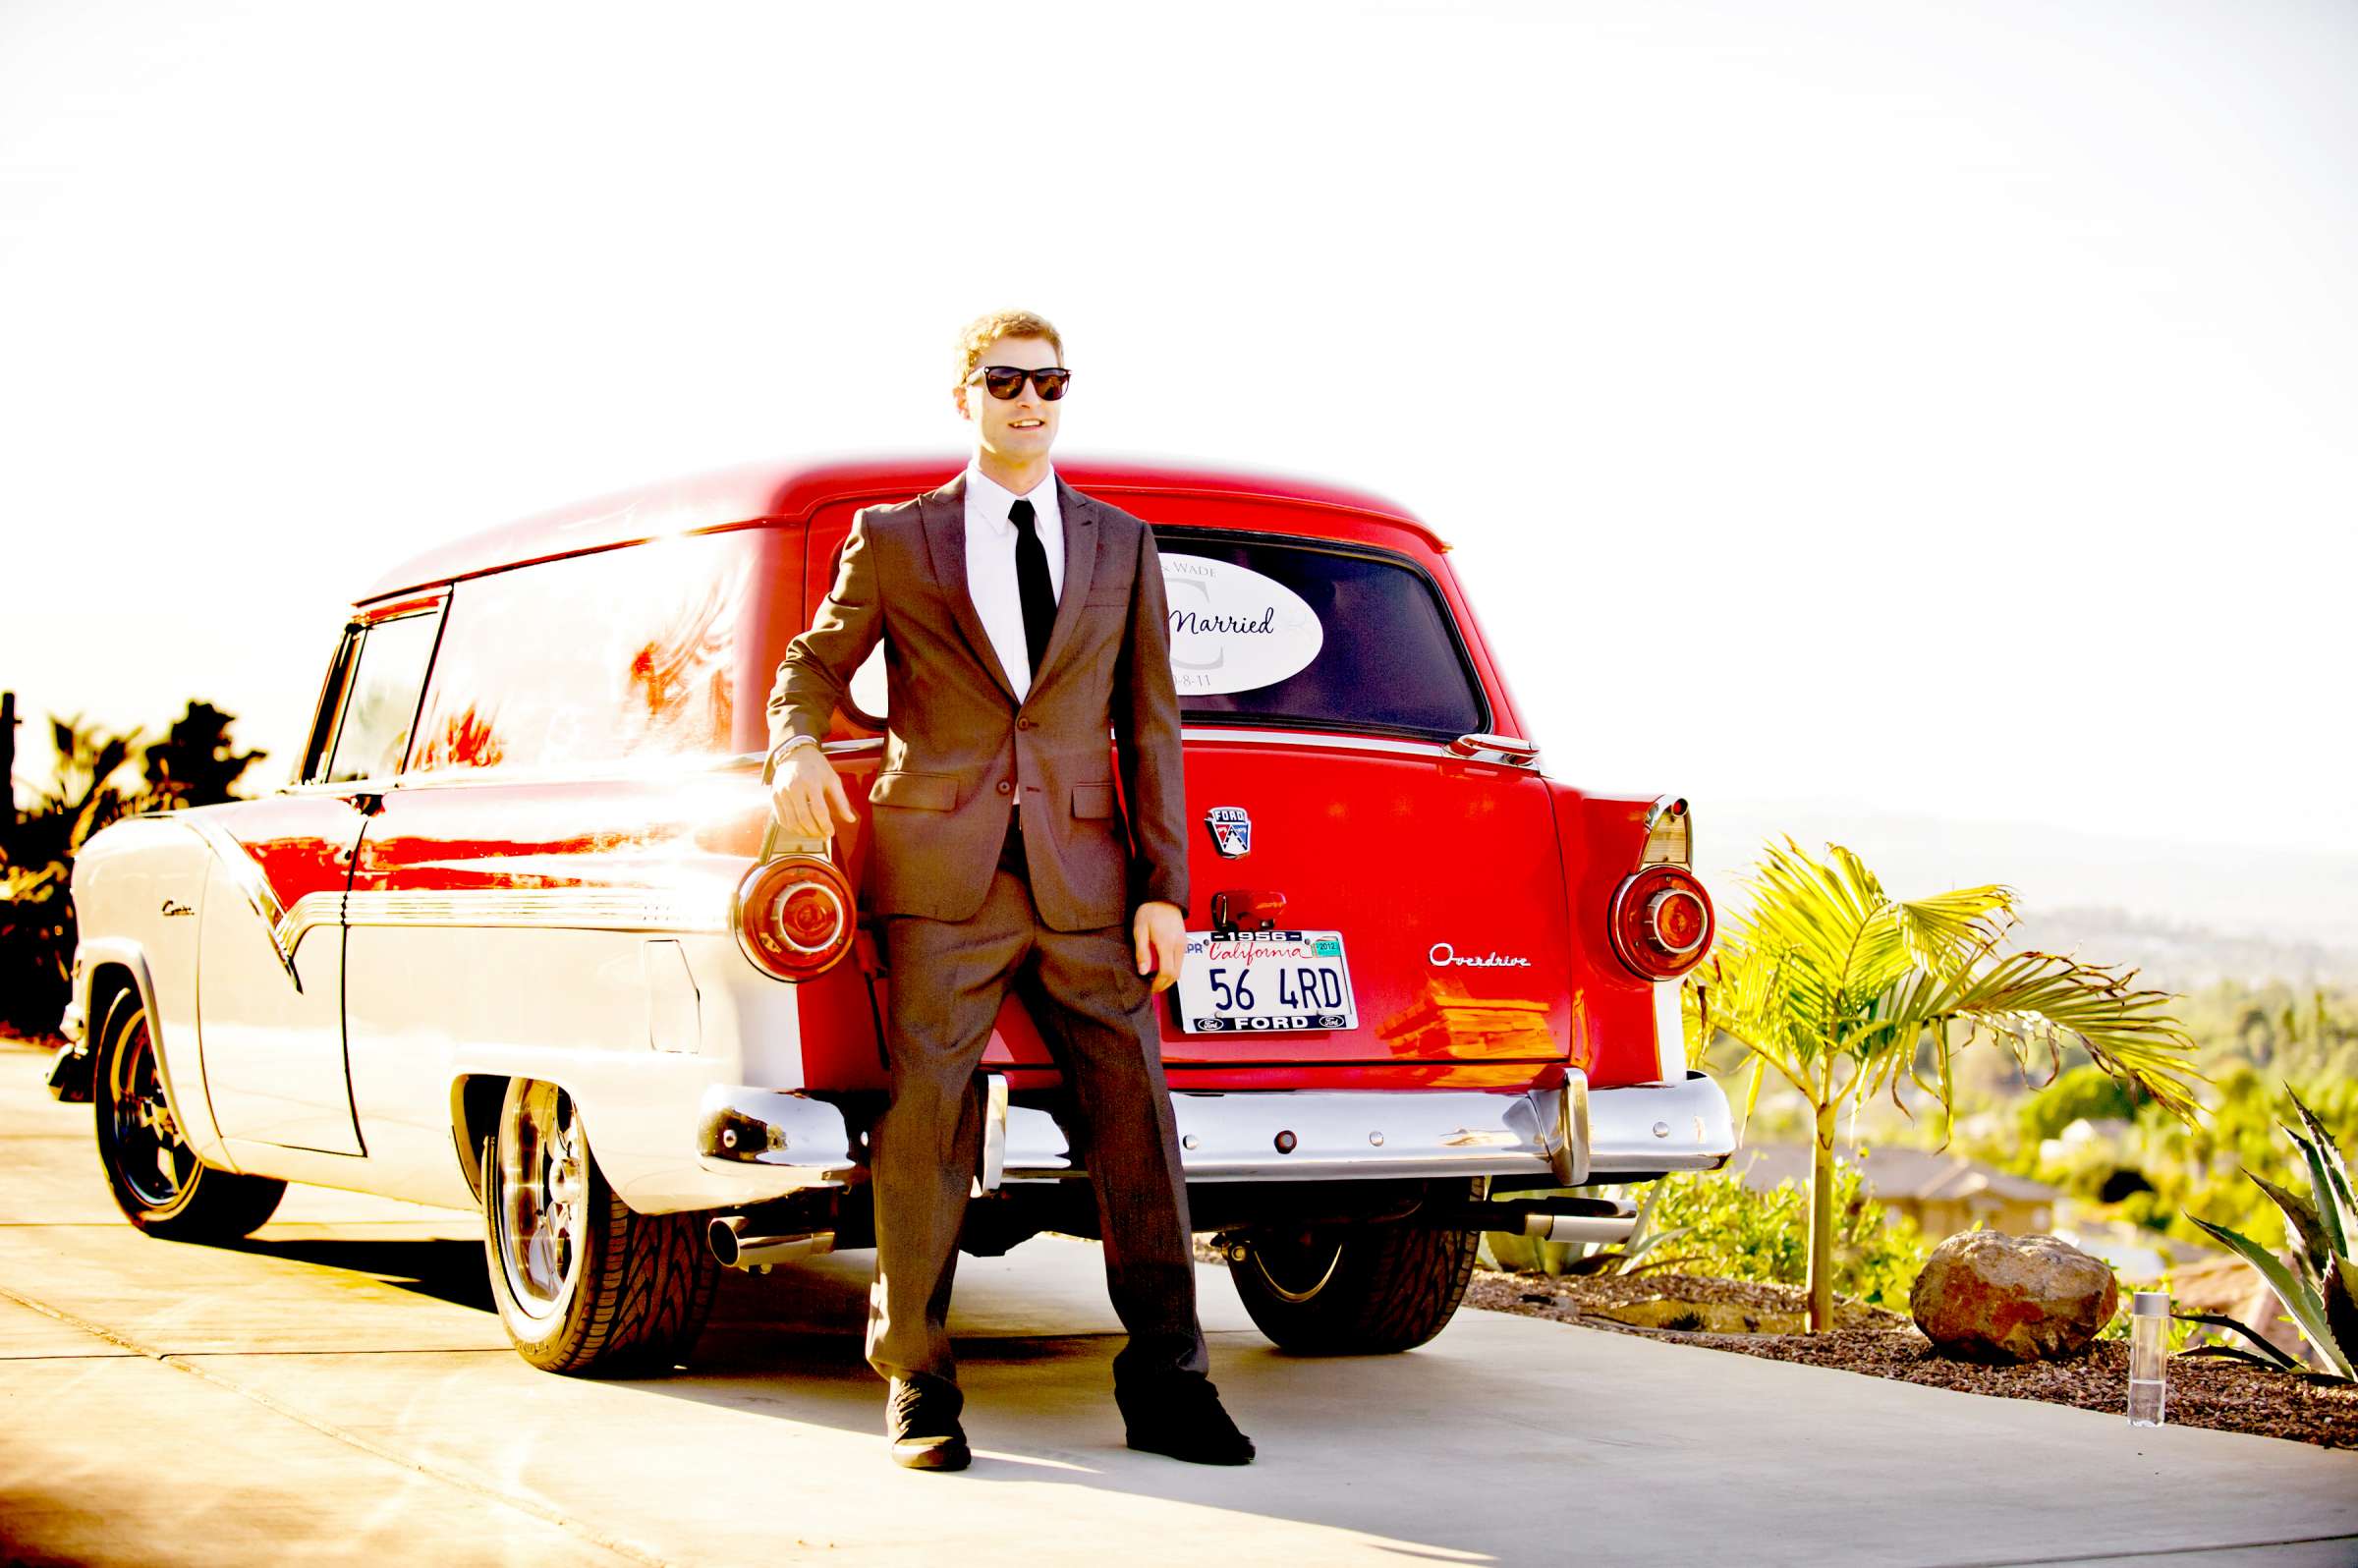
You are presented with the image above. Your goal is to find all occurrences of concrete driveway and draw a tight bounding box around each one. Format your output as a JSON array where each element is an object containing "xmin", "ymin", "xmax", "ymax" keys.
[{"xmin": 3, "ymin": 1040, "xmax": 2353, "ymax": 1568}]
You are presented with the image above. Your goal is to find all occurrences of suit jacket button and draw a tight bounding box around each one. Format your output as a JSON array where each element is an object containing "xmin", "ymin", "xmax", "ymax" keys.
[
  {"xmin": 995, "ymin": 780, "xmax": 1012, "ymax": 795},
  {"xmin": 1017, "ymin": 717, "xmax": 1033, "ymax": 730}
]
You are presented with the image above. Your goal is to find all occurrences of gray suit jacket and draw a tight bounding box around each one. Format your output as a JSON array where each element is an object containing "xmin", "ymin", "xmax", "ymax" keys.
[{"xmin": 765, "ymin": 474, "xmax": 1190, "ymax": 931}]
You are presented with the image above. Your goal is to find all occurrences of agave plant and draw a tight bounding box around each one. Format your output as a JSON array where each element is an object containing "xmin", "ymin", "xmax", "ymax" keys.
[
  {"xmin": 2180, "ymin": 1088, "xmax": 2357, "ymax": 1380},
  {"xmin": 1694, "ymin": 838, "xmax": 2205, "ymax": 1332}
]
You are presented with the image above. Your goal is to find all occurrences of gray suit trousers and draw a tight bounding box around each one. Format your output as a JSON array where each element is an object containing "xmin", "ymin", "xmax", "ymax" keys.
[{"xmin": 866, "ymin": 858, "xmax": 1210, "ymax": 1389}]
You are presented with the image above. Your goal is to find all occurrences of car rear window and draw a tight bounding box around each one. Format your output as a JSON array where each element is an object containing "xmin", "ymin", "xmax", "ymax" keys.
[{"xmin": 1151, "ymin": 530, "xmax": 1487, "ymax": 742}]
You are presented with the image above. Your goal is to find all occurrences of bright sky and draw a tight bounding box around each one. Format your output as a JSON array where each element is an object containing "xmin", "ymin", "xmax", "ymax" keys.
[{"xmin": 4, "ymin": 0, "xmax": 2354, "ymax": 857}]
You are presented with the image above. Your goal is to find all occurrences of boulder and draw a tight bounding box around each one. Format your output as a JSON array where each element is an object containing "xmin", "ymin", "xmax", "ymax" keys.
[{"xmin": 1910, "ymin": 1231, "xmax": 2119, "ymax": 1362}]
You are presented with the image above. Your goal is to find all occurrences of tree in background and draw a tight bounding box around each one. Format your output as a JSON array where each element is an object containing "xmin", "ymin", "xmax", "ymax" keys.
[
  {"xmin": 1689, "ymin": 839, "xmax": 2206, "ymax": 1332},
  {"xmin": 0, "ymin": 701, "xmax": 261, "ymax": 1035},
  {"xmin": 140, "ymin": 700, "xmax": 266, "ymax": 810},
  {"xmin": 5, "ymin": 715, "xmax": 142, "ymax": 867},
  {"xmin": 2015, "ymin": 1062, "xmax": 2143, "ymax": 1142},
  {"xmin": 1, "ymin": 715, "xmax": 144, "ymax": 1033}
]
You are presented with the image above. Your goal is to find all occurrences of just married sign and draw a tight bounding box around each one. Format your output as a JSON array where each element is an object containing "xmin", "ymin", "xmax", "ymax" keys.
[{"xmin": 1158, "ymin": 554, "xmax": 1323, "ymax": 696}]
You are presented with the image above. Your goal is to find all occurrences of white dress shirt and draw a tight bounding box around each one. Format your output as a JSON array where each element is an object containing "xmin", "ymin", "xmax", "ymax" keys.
[{"xmin": 962, "ymin": 461, "xmax": 1064, "ymax": 702}]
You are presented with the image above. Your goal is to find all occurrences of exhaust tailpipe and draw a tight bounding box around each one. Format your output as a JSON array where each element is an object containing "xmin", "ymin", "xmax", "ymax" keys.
[
  {"xmin": 1520, "ymin": 1213, "xmax": 1637, "ymax": 1246},
  {"xmin": 707, "ymin": 1214, "xmax": 836, "ymax": 1270}
]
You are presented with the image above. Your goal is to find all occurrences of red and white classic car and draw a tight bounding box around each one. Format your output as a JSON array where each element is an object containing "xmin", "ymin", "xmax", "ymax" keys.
[{"xmin": 50, "ymin": 457, "xmax": 1733, "ymax": 1373}]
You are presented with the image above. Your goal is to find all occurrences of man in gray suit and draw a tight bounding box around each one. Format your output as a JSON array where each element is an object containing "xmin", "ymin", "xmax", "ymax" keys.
[{"xmin": 766, "ymin": 310, "xmax": 1253, "ymax": 1472}]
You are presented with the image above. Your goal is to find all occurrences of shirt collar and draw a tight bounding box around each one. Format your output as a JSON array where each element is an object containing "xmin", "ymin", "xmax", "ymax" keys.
[{"xmin": 965, "ymin": 461, "xmax": 1058, "ymax": 535}]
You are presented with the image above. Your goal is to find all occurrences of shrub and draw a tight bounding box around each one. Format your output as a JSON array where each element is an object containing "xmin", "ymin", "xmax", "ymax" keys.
[{"xmin": 1488, "ymin": 1160, "xmax": 1932, "ymax": 1311}]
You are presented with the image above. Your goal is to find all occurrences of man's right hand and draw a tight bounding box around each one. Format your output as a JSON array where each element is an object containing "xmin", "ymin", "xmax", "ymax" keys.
[{"xmin": 770, "ymin": 744, "xmax": 858, "ymax": 840}]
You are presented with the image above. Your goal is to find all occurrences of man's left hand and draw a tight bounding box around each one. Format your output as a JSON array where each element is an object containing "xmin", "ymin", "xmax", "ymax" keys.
[{"xmin": 1133, "ymin": 900, "xmax": 1185, "ymax": 993}]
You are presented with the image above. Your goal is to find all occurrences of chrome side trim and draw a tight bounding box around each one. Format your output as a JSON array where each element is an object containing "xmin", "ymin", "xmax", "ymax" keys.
[
  {"xmin": 188, "ymin": 810, "xmax": 742, "ymax": 988},
  {"xmin": 179, "ymin": 816, "xmax": 301, "ymax": 982},
  {"xmin": 786, "ymin": 729, "xmax": 1453, "ymax": 762},
  {"xmin": 339, "ymin": 887, "xmax": 732, "ymax": 936},
  {"xmin": 1178, "ymin": 727, "xmax": 1453, "ymax": 759},
  {"xmin": 272, "ymin": 887, "xmax": 732, "ymax": 967},
  {"xmin": 278, "ymin": 891, "xmax": 346, "ymax": 959}
]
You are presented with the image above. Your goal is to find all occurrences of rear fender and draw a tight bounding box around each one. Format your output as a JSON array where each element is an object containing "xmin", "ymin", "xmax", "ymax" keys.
[
  {"xmin": 1544, "ymin": 785, "xmax": 1672, "ymax": 1087},
  {"xmin": 444, "ymin": 1045, "xmax": 731, "ymax": 1215},
  {"xmin": 73, "ymin": 938, "xmax": 233, "ymax": 1164}
]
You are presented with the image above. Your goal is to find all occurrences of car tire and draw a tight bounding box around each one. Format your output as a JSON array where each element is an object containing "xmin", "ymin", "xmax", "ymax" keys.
[
  {"xmin": 92, "ymin": 988, "xmax": 286, "ymax": 1241},
  {"xmin": 1229, "ymin": 1204, "xmax": 1481, "ymax": 1355},
  {"xmin": 481, "ymin": 1077, "xmax": 719, "ymax": 1376}
]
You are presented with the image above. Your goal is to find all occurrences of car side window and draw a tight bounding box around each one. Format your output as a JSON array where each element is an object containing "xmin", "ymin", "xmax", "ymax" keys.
[
  {"xmin": 324, "ymin": 611, "xmax": 442, "ymax": 783},
  {"xmin": 299, "ymin": 627, "xmax": 365, "ymax": 784}
]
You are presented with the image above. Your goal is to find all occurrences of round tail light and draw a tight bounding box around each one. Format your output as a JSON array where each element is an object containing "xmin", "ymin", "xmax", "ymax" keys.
[
  {"xmin": 1608, "ymin": 865, "xmax": 1715, "ymax": 980},
  {"xmin": 734, "ymin": 854, "xmax": 857, "ymax": 981}
]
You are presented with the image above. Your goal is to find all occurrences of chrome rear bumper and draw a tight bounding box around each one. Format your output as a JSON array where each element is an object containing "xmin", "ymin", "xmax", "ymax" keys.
[{"xmin": 695, "ymin": 1070, "xmax": 1731, "ymax": 1191}]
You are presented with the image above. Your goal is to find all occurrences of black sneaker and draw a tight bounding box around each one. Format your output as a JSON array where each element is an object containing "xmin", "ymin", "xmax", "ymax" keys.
[
  {"xmin": 886, "ymin": 1373, "xmax": 971, "ymax": 1471},
  {"xmin": 1115, "ymin": 1374, "xmax": 1256, "ymax": 1465}
]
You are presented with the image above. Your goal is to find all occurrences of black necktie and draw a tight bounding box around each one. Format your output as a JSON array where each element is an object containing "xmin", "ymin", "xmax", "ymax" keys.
[{"xmin": 1009, "ymin": 497, "xmax": 1055, "ymax": 678}]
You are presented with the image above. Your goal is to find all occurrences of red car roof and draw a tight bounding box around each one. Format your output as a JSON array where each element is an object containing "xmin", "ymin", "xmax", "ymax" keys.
[{"xmin": 358, "ymin": 454, "xmax": 1432, "ymax": 604}]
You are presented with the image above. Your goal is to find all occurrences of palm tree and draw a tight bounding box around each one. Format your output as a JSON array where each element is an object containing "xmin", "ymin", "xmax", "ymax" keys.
[
  {"xmin": 0, "ymin": 714, "xmax": 142, "ymax": 1033},
  {"xmin": 1690, "ymin": 839, "xmax": 2205, "ymax": 1332}
]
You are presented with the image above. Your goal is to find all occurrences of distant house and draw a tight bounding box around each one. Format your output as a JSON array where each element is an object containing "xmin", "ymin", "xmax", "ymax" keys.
[{"xmin": 1729, "ymin": 1145, "xmax": 2060, "ymax": 1240}]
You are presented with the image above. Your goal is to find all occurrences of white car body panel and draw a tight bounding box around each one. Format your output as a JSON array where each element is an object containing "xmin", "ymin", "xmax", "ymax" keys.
[{"xmin": 69, "ymin": 819, "xmax": 229, "ymax": 1164}]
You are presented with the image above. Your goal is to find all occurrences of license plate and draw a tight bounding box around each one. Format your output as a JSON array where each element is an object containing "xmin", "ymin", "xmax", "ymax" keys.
[{"xmin": 1176, "ymin": 929, "xmax": 1358, "ymax": 1034}]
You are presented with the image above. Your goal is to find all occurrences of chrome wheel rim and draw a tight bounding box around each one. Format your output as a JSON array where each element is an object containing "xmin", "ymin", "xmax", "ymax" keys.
[
  {"xmin": 106, "ymin": 1008, "xmax": 196, "ymax": 1210},
  {"xmin": 493, "ymin": 1083, "xmax": 586, "ymax": 1322},
  {"xmin": 1250, "ymin": 1229, "xmax": 1344, "ymax": 1304}
]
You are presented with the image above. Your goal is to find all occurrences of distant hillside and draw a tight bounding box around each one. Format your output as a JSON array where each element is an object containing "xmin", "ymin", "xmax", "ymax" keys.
[
  {"xmin": 2003, "ymin": 906, "xmax": 2358, "ymax": 993},
  {"xmin": 1696, "ymin": 799, "xmax": 2358, "ymax": 987}
]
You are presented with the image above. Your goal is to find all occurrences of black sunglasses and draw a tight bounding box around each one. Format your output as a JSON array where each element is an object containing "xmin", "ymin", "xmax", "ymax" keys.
[{"xmin": 969, "ymin": 364, "xmax": 1072, "ymax": 401}]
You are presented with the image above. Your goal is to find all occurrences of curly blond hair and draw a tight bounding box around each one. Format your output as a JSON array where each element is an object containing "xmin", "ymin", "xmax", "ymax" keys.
[{"xmin": 953, "ymin": 309, "xmax": 1064, "ymax": 387}]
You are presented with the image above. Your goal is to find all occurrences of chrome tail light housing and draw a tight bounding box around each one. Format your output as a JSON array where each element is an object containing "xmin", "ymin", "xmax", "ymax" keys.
[
  {"xmin": 1608, "ymin": 863, "xmax": 1715, "ymax": 981},
  {"xmin": 733, "ymin": 853, "xmax": 857, "ymax": 981}
]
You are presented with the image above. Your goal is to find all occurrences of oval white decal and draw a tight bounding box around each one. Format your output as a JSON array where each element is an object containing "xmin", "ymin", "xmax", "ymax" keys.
[{"xmin": 1159, "ymin": 554, "xmax": 1323, "ymax": 696}]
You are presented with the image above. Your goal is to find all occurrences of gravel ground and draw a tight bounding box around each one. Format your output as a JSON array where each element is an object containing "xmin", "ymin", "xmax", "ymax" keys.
[{"xmin": 1469, "ymin": 1269, "xmax": 2358, "ymax": 1451}]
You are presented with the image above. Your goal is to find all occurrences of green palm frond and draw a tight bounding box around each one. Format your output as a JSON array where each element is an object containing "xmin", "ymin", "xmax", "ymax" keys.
[
  {"xmin": 1891, "ymin": 883, "xmax": 2015, "ymax": 975},
  {"xmin": 1699, "ymin": 836, "xmax": 2208, "ymax": 1336},
  {"xmin": 1913, "ymin": 951, "xmax": 2203, "ymax": 1120}
]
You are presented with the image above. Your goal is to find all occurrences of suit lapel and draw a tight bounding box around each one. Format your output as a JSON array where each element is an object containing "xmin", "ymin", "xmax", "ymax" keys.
[
  {"xmin": 918, "ymin": 475, "xmax": 1020, "ymax": 706},
  {"xmin": 1034, "ymin": 476, "xmax": 1099, "ymax": 688}
]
